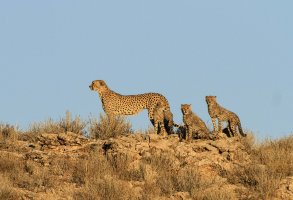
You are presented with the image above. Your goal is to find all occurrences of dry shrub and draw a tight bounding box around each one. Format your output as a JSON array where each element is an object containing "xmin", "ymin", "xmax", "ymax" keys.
[
  {"xmin": 192, "ymin": 188, "xmax": 235, "ymax": 200},
  {"xmin": 0, "ymin": 124, "xmax": 18, "ymax": 142},
  {"xmin": 229, "ymin": 135, "xmax": 293, "ymax": 199},
  {"xmin": 142, "ymin": 152, "xmax": 176, "ymax": 196},
  {"xmin": 20, "ymin": 119, "xmax": 58, "ymax": 142},
  {"xmin": 139, "ymin": 126, "xmax": 155, "ymax": 135},
  {"xmin": 73, "ymin": 152, "xmax": 135, "ymax": 200},
  {"xmin": 239, "ymin": 131, "xmax": 255, "ymax": 152},
  {"xmin": 106, "ymin": 152, "xmax": 144, "ymax": 181},
  {"xmin": 28, "ymin": 118, "xmax": 61, "ymax": 135},
  {"xmin": 257, "ymin": 136, "xmax": 293, "ymax": 177},
  {"xmin": 20, "ymin": 161, "xmax": 55, "ymax": 190},
  {"xmin": 0, "ymin": 153, "xmax": 54, "ymax": 192},
  {"xmin": 0, "ymin": 175, "xmax": 19, "ymax": 200},
  {"xmin": 142, "ymin": 152, "xmax": 175, "ymax": 172},
  {"xmin": 89, "ymin": 114, "xmax": 133, "ymax": 139},
  {"xmin": 0, "ymin": 153, "xmax": 23, "ymax": 175},
  {"xmin": 174, "ymin": 168, "xmax": 202, "ymax": 194},
  {"xmin": 74, "ymin": 176, "xmax": 133, "ymax": 200},
  {"xmin": 50, "ymin": 157, "xmax": 74, "ymax": 176},
  {"xmin": 59, "ymin": 111, "xmax": 87, "ymax": 135},
  {"xmin": 22, "ymin": 111, "xmax": 86, "ymax": 142},
  {"xmin": 229, "ymin": 163, "xmax": 280, "ymax": 199},
  {"xmin": 141, "ymin": 152, "xmax": 203, "ymax": 197}
]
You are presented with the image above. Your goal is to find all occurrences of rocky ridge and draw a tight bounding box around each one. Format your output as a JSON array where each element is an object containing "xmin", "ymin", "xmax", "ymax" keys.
[{"xmin": 0, "ymin": 132, "xmax": 292, "ymax": 199}]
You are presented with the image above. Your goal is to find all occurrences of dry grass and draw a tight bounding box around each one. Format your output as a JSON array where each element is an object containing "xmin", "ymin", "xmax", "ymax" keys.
[
  {"xmin": 29, "ymin": 111, "xmax": 86, "ymax": 135},
  {"xmin": 2, "ymin": 112, "xmax": 293, "ymax": 199},
  {"xmin": 72, "ymin": 152, "xmax": 134, "ymax": 200},
  {"xmin": 0, "ymin": 153, "xmax": 55, "ymax": 193},
  {"xmin": 0, "ymin": 123, "xmax": 18, "ymax": 142},
  {"xmin": 89, "ymin": 114, "xmax": 133, "ymax": 139},
  {"xmin": 21, "ymin": 111, "xmax": 86, "ymax": 142},
  {"xmin": 227, "ymin": 135, "xmax": 293, "ymax": 199},
  {"xmin": 257, "ymin": 136, "xmax": 293, "ymax": 177},
  {"xmin": 139, "ymin": 152, "xmax": 234, "ymax": 199},
  {"xmin": 0, "ymin": 175, "xmax": 19, "ymax": 200}
]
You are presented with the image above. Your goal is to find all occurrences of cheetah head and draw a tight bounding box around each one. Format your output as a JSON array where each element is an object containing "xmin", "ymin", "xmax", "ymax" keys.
[
  {"xmin": 89, "ymin": 80, "xmax": 108, "ymax": 92},
  {"xmin": 181, "ymin": 104, "xmax": 192, "ymax": 115},
  {"xmin": 205, "ymin": 96, "xmax": 217, "ymax": 104}
]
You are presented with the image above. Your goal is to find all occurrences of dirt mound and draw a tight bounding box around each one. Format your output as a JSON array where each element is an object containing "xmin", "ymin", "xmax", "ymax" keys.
[{"xmin": 1, "ymin": 132, "xmax": 292, "ymax": 199}]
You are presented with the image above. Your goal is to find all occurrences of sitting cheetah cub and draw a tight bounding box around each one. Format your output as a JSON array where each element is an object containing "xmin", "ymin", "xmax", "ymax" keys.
[
  {"xmin": 205, "ymin": 96, "xmax": 246, "ymax": 137},
  {"xmin": 181, "ymin": 104, "xmax": 210, "ymax": 141}
]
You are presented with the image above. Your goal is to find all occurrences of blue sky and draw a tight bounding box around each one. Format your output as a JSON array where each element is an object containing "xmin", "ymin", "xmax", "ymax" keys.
[{"xmin": 0, "ymin": 1, "xmax": 292, "ymax": 139}]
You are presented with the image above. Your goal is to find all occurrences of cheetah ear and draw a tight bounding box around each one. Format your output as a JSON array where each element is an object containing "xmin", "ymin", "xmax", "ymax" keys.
[{"xmin": 100, "ymin": 80, "xmax": 106, "ymax": 86}]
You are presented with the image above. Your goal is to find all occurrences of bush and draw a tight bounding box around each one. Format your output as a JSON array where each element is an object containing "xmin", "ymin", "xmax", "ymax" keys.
[
  {"xmin": 0, "ymin": 124, "xmax": 18, "ymax": 142},
  {"xmin": 89, "ymin": 114, "xmax": 133, "ymax": 140},
  {"xmin": 257, "ymin": 136, "xmax": 293, "ymax": 177},
  {"xmin": 22, "ymin": 111, "xmax": 87, "ymax": 142},
  {"xmin": 228, "ymin": 135, "xmax": 293, "ymax": 199},
  {"xmin": 59, "ymin": 111, "xmax": 87, "ymax": 135},
  {"xmin": 0, "ymin": 153, "xmax": 54, "ymax": 192},
  {"xmin": 73, "ymin": 152, "xmax": 134, "ymax": 200},
  {"xmin": 0, "ymin": 175, "xmax": 19, "ymax": 200}
]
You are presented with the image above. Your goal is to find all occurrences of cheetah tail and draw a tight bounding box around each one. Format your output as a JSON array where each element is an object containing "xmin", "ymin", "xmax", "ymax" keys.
[{"xmin": 238, "ymin": 121, "xmax": 247, "ymax": 137}]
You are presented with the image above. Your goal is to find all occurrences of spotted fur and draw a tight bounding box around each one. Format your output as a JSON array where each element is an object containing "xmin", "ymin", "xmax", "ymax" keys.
[
  {"xmin": 89, "ymin": 80, "xmax": 174, "ymax": 134},
  {"xmin": 181, "ymin": 104, "xmax": 210, "ymax": 141},
  {"xmin": 205, "ymin": 96, "xmax": 246, "ymax": 137},
  {"xmin": 153, "ymin": 102, "xmax": 167, "ymax": 136}
]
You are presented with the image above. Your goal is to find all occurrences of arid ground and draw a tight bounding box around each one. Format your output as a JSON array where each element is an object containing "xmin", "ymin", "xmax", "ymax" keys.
[{"xmin": 1, "ymin": 113, "xmax": 293, "ymax": 200}]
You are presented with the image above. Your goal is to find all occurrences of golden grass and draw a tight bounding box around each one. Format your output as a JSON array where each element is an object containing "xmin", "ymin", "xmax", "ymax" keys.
[
  {"xmin": 227, "ymin": 135, "xmax": 293, "ymax": 199},
  {"xmin": 1, "ymin": 113, "xmax": 293, "ymax": 199},
  {"xmin": 0, "ymin": 124, "xmax": 18, "ymax": 142},
  {"xmin": 89, "ymin": 114, "xmax": 133, "ymax": 139},
  {"xmin": 0, "ymin": 175, "xmax": 19, "ymax": 200}
]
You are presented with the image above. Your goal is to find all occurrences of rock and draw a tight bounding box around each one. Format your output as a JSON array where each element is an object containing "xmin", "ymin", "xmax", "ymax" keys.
[
  {"xmin": 0, "ymin": 131, "xmax": 253, "ymax": 199},
  {"xmin": 209, "ymin": 139, "xmax": 231, "ymax": 153},
  {"xmin": 171, "ymin": 192, "xmax": 192, "ymax": 200}
]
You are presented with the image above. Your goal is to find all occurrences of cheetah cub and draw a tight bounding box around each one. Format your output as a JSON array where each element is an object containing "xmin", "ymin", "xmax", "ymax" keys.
[
  {"xmin": 153, "ymin": 102, "xmax": 168, "ymax": 136},
  {"xmin": 181, "ymin": 104, "xmax": 210, "ymax": 141},
  {"xmin": 205, "ymin": 96, "xmax": 246, "ymax": 137}
]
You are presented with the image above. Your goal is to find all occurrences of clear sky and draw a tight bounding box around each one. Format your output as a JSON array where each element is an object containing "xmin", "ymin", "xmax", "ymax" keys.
[{"xmin": 0, "ymin": 1, "xmax": 292, "ymax": 139}]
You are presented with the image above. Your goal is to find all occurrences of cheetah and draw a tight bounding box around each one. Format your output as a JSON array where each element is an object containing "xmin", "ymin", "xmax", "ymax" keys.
[
  {"xmin": 153, "ymin": 102, "xmax": 167, "ymax": 136},
  {"xmin": 153, "ymin": 102, "xmax": 179, "ymax": 136},
  {"xmin": 181, "ymin": 104, "xmax": 210, "ymax": 141},
  {"xmin": 89, "ymin": 80, "xmax": 174, "ymax": 134},
  {"xmin": 205, "ymin": 96, "xmax": 246, "ymax": 137}
]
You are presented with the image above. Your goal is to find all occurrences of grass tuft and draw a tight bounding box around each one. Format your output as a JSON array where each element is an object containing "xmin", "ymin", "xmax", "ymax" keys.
[{"xmin": 89, "ymin": 114, "xmax": 133, "ymax": 139}]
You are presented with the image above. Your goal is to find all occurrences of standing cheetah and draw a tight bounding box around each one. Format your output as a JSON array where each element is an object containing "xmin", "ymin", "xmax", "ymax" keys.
[
  {"xmin": 205, "ymin": 96, "xmax": 246, "ymax": 137},
  {"xmin": 89, "ymin": 80, "xmax": 175, "ymax": 134}
]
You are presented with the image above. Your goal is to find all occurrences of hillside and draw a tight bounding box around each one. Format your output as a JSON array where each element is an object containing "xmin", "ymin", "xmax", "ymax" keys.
[{"xmin": 1, "ymin": 117, "xmax": 293, "ymax": 200}]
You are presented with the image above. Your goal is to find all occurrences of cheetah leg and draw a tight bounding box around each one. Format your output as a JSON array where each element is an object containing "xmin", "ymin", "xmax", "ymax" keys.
[
  {"xmin": 150, "ymin": 119, "xmax": 155, "ymax": 126},
  {"xmin": 211, "ymin": 118, "xmax": 217, "ymax": 133},
  {"xmin": 164, "ymin": 118, "xmax": 173, "ymax": 135},
  {"xmin": 230, "ymin": 123, "xmax": 237, "ymax": 137},
  {"xmin": 186, "ymin": 126, "xmax": 192, "ymax": 141},
  {"xmin": 154, "ymin": 122, "xmax": 159, "ymax": 134},
  {"xmin": 148, "ymin": 108, "xmax": 155, "ymax": 126},
  {"xmin": 218, "ymin": 120, "xmax": 222, "ymax": 134},
  {"xmin": 163, "ymin": 110, "xmax": 174, "ymax": 135},
  {"xmin": 227, "ymin": 123, "xmax": 234, "ymax": 137},
  {"xmin": 159, "ymin": 122, "xmax": 167, "ymax": 137}
]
